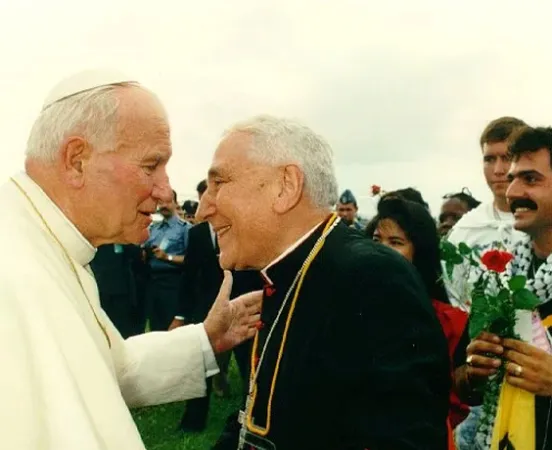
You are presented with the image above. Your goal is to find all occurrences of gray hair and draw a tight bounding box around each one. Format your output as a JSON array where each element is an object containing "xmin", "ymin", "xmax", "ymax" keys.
[
  {"xmin": 223, "ymin": 115, "xmax": 339, "ymax": 208},
  {"xmin": 25, "ymin": 83, "xmax": 136, "ymax": 162}
]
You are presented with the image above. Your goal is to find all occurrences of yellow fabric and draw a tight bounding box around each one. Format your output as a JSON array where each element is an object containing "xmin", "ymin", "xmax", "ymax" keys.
[
  {"xmin": 541, "ymin": 315, "xmax": 552, "ymax": 329},
  {"xmin": 491, "ymin": 381, "xmax": 535, "ymax": 450}
]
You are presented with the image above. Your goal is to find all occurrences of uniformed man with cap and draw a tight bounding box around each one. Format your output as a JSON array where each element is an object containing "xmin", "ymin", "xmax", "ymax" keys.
[
  {"xmin": 336, "ymin": 189, "xmax": 364, "ymax": 231},
  {"xmin": 182, "ymin": 199, "xmax": 199, "ymax": 223}
]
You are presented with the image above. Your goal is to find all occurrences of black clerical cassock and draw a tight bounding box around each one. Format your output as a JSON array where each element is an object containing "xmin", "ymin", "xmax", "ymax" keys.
[{"xmin": 238, "ymin": 214, "xmax": 450, "ymax": 450}]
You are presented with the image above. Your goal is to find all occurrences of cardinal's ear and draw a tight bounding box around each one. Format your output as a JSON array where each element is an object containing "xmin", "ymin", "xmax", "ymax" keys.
[{"xmin": 273, "ymin": 164, "xmax": 304, "ymax": 214}]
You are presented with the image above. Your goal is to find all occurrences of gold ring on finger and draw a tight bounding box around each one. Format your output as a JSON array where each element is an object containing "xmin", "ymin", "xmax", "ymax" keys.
[
  {"xmin": 514, "ymin": 364, "xmax": 523, "ymax": 377},
  {"xmin": 466, "ymin": 355, "xmax": 474, "ymax": 366}
]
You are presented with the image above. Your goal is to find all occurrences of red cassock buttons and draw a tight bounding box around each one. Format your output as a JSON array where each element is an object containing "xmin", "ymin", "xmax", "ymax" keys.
[{"xmin": 264, "ymin": 285, "xmax": 276, "ymax": 297}]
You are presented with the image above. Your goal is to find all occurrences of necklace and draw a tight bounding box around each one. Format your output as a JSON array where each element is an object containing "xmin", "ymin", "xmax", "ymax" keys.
[
  {"xmin": 492, "ymin": 204, "xmax": 501, "ymax": 221},
  {"xmin": 240, "ymin": 214, "xmax": 340, "ymax": 443},
  {"xmin": 10, "ymin": 177, "xmax": 111, "ymax": 348},
  {"xmin": 492, "ymin": 201, "xmax": 512, "ymax": 221}
]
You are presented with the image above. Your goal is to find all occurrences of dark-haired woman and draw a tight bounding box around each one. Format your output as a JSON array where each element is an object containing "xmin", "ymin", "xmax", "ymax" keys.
[{"xmin": 366, "ymin": 196, "xmax": 469, "ymax": 446}]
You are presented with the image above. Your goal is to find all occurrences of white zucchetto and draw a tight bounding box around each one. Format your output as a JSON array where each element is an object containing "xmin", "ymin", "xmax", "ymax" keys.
[{"xmin": 42, "ymin": 69, "xmax": 138, "ymax": 110}]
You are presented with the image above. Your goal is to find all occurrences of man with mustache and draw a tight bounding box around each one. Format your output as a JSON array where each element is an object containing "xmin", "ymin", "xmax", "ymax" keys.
[
  {"xmin": 454, "ymin": 126, "xmax": 552, "ymax": 449},
  {"xmin": 144, "ymin": 189, "xmax": 190, "ymax": 331}
]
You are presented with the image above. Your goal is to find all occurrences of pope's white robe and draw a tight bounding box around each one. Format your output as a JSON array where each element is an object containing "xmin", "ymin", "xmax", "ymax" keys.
[{"xmin": 0, "ymin": 173, "xmax": 211, "ymax": 449}]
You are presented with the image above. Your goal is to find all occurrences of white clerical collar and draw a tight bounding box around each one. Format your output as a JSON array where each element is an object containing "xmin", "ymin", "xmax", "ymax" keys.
[
  {"xmin": 208, "ymin": 222, "xmax": 217, "ymax": 248},
  {"xmin": 261, "ymin": 220, "xmax": 323, "ymax": 285},
  {"xmin": 11, "ymin": 172, "xmax": 96, "ymax": 267}
]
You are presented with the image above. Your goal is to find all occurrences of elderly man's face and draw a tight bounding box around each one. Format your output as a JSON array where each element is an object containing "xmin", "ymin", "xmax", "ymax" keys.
[
  {"xmin": 201, "ymin": 132, "xmax": 282, "ymax": 270},
  {"xmin": 81, "ymin": 88, "xmax": 172, "ymax": 245}
]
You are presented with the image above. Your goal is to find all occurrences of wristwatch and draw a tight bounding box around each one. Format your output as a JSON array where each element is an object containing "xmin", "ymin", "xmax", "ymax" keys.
[{"xmin": 168, "ymin": 254, "xmax": 174, "ymax": 262}]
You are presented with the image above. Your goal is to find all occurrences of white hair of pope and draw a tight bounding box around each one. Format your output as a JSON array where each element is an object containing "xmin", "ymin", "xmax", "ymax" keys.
[
  {"xmin": 25, "ymin": 83, "xmax": 137, "ymax": 162},
  {"xmin": 223, "ymin": 114, "xmax": 339, "ymax": 209}
]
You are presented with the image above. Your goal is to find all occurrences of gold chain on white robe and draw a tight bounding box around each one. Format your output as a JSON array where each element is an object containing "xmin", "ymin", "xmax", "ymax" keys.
[{"xmin": 10, "ymin": 177, "xmax": 111, "ymax": 348}]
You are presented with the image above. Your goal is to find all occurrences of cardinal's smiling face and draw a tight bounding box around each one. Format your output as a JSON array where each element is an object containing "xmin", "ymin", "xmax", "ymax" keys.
[{"xmin": 200, "ymin": 131, "xmax": 284, "ymax": 270}]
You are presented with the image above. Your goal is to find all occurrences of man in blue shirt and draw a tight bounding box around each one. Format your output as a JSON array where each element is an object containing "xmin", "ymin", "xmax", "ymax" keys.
[{"xmin": 144, "ymin": 190, "xmax": 190, "ymax": 331}]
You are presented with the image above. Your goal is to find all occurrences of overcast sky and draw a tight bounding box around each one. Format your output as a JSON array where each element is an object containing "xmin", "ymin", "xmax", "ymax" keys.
[{"xmin": 1, "ymin": 0, "xmax": 550, "ymax": 215}]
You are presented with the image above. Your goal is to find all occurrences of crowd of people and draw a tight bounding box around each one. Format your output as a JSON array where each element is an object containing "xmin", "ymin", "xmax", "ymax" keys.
[
  {"xmin": 89, "ymin": 110, "xmax": 552, "ymax": 449},
  {"xmin": 3, "ymin": 68, "xmax": 552, "ymax": 450}
]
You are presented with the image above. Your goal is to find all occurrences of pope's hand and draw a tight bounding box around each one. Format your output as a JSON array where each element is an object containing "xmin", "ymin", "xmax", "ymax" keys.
[{"xmin": 204, "ymin": 271, "xmax": 262, "ymax": 354}]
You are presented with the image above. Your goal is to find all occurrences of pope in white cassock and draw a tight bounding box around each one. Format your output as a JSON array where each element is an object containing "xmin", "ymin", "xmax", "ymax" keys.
[{"xmin": 0, "ymin": 70, "xmax": 262, "ymax": 449}]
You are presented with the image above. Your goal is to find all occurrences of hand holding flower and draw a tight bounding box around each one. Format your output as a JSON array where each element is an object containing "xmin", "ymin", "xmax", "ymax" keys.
[
  {"xmin": 503, "ymin": 338, "xmax": 552, "ymax": 397},
  {"xmin": 466, "ymin": 331, "xmax": 503, "ymax": 382}
]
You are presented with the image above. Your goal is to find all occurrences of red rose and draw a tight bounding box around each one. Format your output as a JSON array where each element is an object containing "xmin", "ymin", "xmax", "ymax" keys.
[
  {"xmin": 371, "ymin": 185, "xmax": 381, "ymax": 195},
  {"xmin": 481, "ymin": 250, "xmax": 514, "ymax": 273}
]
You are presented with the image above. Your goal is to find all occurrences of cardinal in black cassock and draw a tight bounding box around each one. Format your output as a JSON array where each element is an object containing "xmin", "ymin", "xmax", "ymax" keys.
[{"xmin": 236, "ymin": 215, "xmax": 450, "ymax": 450}]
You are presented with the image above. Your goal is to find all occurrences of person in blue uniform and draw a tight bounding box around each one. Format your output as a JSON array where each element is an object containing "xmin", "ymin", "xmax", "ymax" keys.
[
  {"xmin": 336, "ymin": 189, "xmax": 364, "ymax": 231},
  {"xmin": 182, "ymin": 199, "xmax": 199, "ymax": 224},
  {"xmin": 143, "ymin": 190, "xmax": 190, "ymax": 331}
]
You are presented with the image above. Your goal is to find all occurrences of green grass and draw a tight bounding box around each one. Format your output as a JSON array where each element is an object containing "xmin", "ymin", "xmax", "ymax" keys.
[{"xmin": 132, "ymin": 356, "xmax": 243, "ymax": 450}]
